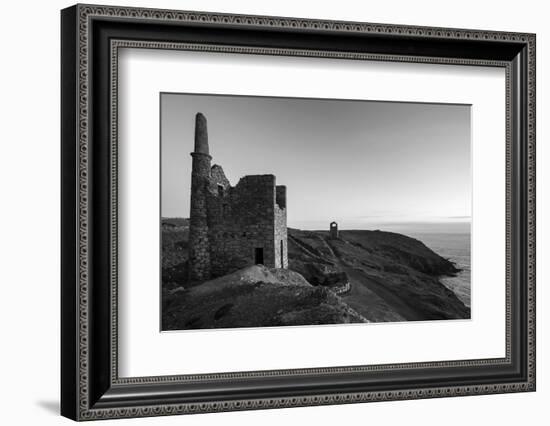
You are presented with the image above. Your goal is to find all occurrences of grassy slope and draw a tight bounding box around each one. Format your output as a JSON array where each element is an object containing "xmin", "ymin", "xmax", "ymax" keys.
[{"xmin": 288, "ymin": 228, "xmax": 468, "ymax": 322}]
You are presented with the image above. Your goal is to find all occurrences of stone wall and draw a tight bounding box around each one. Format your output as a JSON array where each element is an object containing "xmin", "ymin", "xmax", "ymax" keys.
[
  {"xmin": 276, "ymin": 185, "xmax": 286, "ymax": 209},
  {"xmin": 274, "ymin": 185, "xmax": 288, "ymax": 269},
  {"xmin": 210, "ymin": 164, "xmax": 230, "ymax": 189},
  {"xmin": 206, "ymin": 171, "xmax": 285, "ymax": 278}
]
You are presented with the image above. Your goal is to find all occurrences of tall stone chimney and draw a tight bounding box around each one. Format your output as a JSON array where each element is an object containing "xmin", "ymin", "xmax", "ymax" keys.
[
  {"xmin": 194, "ymin": 112, "xmax": 209, "ymax": 155},
  {"xmin": 188, "ymin": 113, "xmax": 212, "ymax": 282}
]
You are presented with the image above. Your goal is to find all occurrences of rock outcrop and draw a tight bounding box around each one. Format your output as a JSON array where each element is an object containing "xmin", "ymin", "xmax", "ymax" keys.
[{"xmin": 162, "ymin": 265, "xmax": 367, "ymax": 330}]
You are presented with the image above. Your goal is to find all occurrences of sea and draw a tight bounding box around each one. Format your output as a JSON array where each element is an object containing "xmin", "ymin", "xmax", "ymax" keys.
[{"xmin": 407, "ymin": 231, "xmax": 471, "ymax": 308}]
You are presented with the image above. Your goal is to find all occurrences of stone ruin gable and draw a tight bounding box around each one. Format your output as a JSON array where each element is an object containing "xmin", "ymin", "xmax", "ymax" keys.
[
  {"xmin": 274, "ymin": 185, "xmax": 288, "ymax": 269},
  {"xmin": 205, "ymin": 169, "xmax": 286, "ymax": 278},
  {"xmin": 210, "ymin": 164, "xmax": 230, "ymax": 189}
]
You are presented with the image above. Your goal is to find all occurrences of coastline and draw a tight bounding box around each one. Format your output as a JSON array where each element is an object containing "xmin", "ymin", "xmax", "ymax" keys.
[{"xmin": 407, "ymin": 232, "xmax": 471, "ymax": 308}]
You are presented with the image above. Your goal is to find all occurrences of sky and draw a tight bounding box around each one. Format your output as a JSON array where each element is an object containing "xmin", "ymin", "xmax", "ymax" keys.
[{"xmin": 161, "ymin": 93, "xmax": 471, "ymax": 231}]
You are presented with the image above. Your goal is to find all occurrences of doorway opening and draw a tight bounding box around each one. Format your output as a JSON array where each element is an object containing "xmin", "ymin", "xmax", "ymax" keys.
[{"xmin": 254, "ymin": 247, "xmax": 264, "ymax": 265}]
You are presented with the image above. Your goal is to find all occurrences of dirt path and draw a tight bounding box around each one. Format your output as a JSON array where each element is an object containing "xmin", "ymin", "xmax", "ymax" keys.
[
  {"xmin": 288, "ymin": 234, "xmax": 331, "ymax": 264},
  {"xmin": 325, "ymin": 237, "xmax": 423, "ymax": 321},
  {"xmin": 342, "ymin": 266, "xmax": 423, "ymax": 321},
  {"xmin": 320, "ymin": 237, "xmax": 338, "ymax": 260}
]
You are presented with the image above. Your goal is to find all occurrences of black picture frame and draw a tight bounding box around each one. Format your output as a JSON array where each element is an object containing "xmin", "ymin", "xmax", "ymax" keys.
[{"xmin": 61, "ymin": 4, "xmax": 536, "ymax": 421}]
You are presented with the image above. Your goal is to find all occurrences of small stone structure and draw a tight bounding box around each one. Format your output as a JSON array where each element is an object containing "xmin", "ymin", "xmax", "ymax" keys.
[
  {"xmin": 329, "ymin": 221, "xmax": 339, "ymax": 239},
  {"xmin": 188, "ymin": 112, "xmax": 288, "ymax": 282}
]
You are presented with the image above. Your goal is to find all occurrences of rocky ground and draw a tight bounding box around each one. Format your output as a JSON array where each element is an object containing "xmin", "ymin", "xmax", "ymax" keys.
[
  {"xmin": 163, "ymin": 265, "xmax": 367, "ymax": 330},
  {"xmin": 161, "ymin": 218, "xmax": 470, "ymax": 330}
]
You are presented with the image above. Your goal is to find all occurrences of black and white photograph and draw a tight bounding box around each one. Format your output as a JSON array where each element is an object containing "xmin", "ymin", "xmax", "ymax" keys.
[
  {"xmin": 160, "ymin": 93, "xmax": 471, "ymax": 331},
  {"xmin": 55, "ymin": 2, "xmax": 537, "ymax": 422}
]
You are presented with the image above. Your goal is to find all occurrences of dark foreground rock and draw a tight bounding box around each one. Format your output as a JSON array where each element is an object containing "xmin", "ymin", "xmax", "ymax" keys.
[
  {"xmin": 161, "ymin": 218, "xmax": 470, "ymax": 329},
  {"xmin": 162, "ymin": 265, "xmax": 367, "ymax": 330}
]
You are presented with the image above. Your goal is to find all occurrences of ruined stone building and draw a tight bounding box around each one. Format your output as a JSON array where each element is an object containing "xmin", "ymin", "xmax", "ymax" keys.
[
  {"xmin": 329, "ymin": 221, "xmax": 339, "ymax": 239},
  {"xmin": 188, "ymin": 112, "xmax": 288, "ymax": 282}
]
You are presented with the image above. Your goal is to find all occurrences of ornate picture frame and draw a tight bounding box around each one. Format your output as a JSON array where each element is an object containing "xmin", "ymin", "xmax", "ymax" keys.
[{"xmin": 61, "ymin": 4, "xmax": 535, "ymax": 421}]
